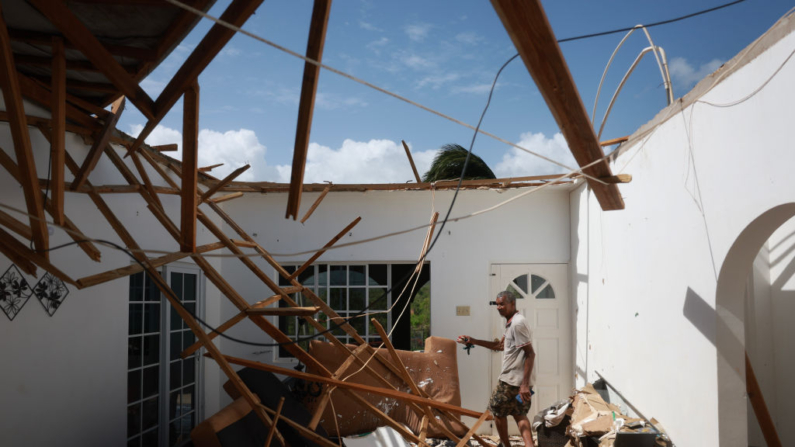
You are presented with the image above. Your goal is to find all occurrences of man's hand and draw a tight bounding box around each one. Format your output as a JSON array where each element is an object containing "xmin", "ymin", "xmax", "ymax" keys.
[
  {"xmin": 456, "ymin": 335, "xmax": 472, "ymax": 345},
  {"xmin": 519, "ymin": 383, "xmax": 532, "ymax": 404}
]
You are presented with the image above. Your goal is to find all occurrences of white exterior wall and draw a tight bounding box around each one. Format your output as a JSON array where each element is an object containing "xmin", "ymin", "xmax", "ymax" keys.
[
  {"xmin": 218, "ymin": 186, "xmax": 572, "ymax": 430},
  {"xmin": 0, "ymin": 100, "xmax": 224, "ymax": 446},
  {"xmin": 571, "ymin": 17, "xmax": 795, "ymax": 446}
]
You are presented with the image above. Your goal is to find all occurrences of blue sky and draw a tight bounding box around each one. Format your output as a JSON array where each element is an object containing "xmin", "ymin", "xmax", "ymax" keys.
[{"xmin": 119, "ymin": 0, "xmax": 793, "ymax": 182}]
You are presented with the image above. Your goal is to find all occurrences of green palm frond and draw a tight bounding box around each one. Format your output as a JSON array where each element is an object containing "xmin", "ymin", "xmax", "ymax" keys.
[{"xmin": 422, "ymin": 144, "xmax": 496, "ymax": 182}]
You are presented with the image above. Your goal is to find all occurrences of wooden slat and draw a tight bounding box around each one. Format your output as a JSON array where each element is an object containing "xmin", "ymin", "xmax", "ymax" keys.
[
  {"xmin": 199, "ymin": 163, "xmax": 223, "ymax": 172},
  {"xmin": 128, "ymin": 0, "xmax": 264, "ymax": 155},
  {"xmin": 131, "ymin": 152, "xmax": 163, "ymax": 209},
  {"xmin": 247, "ymin": 306, "xmax": 320, "ymax": 316},
  {"xmin": 0, "ymin": 208, "xmax": 32, "ymax": 241},
  {"xmin": 27, "ymin": 0, "xmax": 156, "ymax": 120},
  {"xmin": 286, "ymin": 0, "xmax": 333, "ymax": 220},
  {"xmin": 300, "ymin": 184, "xmax": 331, "ymax": 224},
  {"xmin": 208, "ymin": 192, "xmax": 244, "ymax": 204},
  {"xmin": 181, "ymin": 81, "xmax": 200, "ymax": 253},
  {"xmin": 0, "ymin": 8, "xmax": 49, "ymax": 256},
  {"xmin": 216, "ymin": 353, "xmax": 486, "ymax": 419},
  {"xmin": 76, "ymin": 242, "xmax": 225, "ymax": 289},
  {"xmin": 454, "ymin": 410, "xmax": 491, "ymax": 447},
  {"xmin": 14, "ymin": 54, "xmax": 137, "ymax": 74},
  {"xmin": 16, "ymin": 73, "xmax": 99, "ymax": 129},
  {"xmin": 71, "ymin": 97, "xmax": 125, "ymax": 190},
  {"xmin": 418, "ymin": 416, "xmax": 430, "ymax": 443},
  {"xmin": 600, "ymin": 135, "xmax": 630, "ymax": 147},
  {"xmin": 600, "ymin": 174, "xmax": 632, "ymax": 184},
  {"xmin": 258, "ymin": 403, "xmax": 337, "ymax": 447},
  {"xmin": 401, "ymin": 140, "xmax": 422, "ymax": 182},
  {"xmin": 263, "ymin": 397, "xmax": 285, "ymax": 447},
  {"xmin": 152, "ymin": 144, "xmax": 178, "ymax": 152},
  {"xmin": 0, "ymin": 233, "xmax": 37, "ymax": 276},
  {"xmin": 490, "ymin": 0, "xmax": 624, "ymax": 211},
  {"xmin": 289, "ymin": 217, "xmax": 361, "ymax": 280},
  {"xmin": 231, "ymin": 239, "xmax": 258, "ymax": 248},
  {"xmin": 138, "ymin": 149, "xmax": 180, "ymax": 190},
  {"xmin": 199, "ymin": 165, "xmax": 250, "ymax": 202},
  {"xmin": 0, "ymin": 227, "xmax": 76, "ymax": 286},
  {"xmin": 50, "ymin": 37, "xmax": 66, "ymax": 226},
  {"xmin": 7, "ymin": 28, "xmax": 157, "ymax": 61}
]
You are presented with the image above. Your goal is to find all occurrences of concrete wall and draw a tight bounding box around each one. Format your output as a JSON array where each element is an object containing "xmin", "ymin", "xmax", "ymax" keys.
[
  {"xmin": 571, "ymin": 16, "xmax": 795, "ymax": 446},
  {"xmin": 218, "ymin": 185, "xmax": 573, "ymax": 430},
  {"xmin": 0, "ymin": 100, "xmax": 224, "ymax": 445}
]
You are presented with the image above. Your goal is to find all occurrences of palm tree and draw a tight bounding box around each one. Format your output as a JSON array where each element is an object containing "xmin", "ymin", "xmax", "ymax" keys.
[{"xmin": 422, "ymin": 144, "xmax": 496, "ymax": 182}]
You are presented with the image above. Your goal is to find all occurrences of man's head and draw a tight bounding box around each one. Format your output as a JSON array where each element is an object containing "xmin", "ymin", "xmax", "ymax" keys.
[{"xmin": 495, "ymin": 290, "xmax": 517, "ymax": 318}]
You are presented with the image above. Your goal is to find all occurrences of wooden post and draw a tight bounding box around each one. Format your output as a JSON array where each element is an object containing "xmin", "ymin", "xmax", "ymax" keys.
[
  {"xmin": 402, "ymin": 140, "xmax": 422, "ymax": 183},
  {"xmin": 181, "ymin": 81, "xmax": 200, "ymax": 252},
  {"xmin": 50, "ymin": 37, "xmax": 66, "ymax": 225}
]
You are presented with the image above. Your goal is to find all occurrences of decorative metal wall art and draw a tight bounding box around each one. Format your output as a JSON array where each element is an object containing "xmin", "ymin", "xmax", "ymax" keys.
[
  {"xmin": 0, "ymin": 265, "xmax": 32, "ymax": 321},
  {"xmin": 34, "ymin": 273, "xmax": 69, "ymax": 317}
]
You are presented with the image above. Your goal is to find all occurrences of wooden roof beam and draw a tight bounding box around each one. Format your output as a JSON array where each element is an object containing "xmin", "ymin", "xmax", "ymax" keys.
[
  {"xmin": 285, "ymin": 0, "xmax": 332, "ymax": 220},
  {"xmin": 50, "ymin": 38, "xmax": 66, "ymax": 225},
  {"xmin": 491, "ymin": 0, "xmax": 624, "ymax": 211},
  {"xmin": 180, "ymin": 81, "xmax": 199, "ymax": 253},
  {"xmin": 28, "ymin": 0, "xmax": 156, "ymax": 120},
  {"xmin": 71, "ymin": 97, "xmax": 125, "ymax": 190},
  {"xmin": 0, "ymin": 6, "xmax": 49, "ymax": 256},
  {"xmin": 199, "ymin": 164, "xmax": 250, "ymax": 202},
  {"xmin": 128, "ymin": 0, "xmax": 264, "ymax": 155},
  {"xmin": 13, "ymin": 54, "xmax": 137, "ymax": 74},
  {"xmin": 7, "ymin": 28, "xmax": 158, "ymax": 62},
  {"xmin": 17, "ymin": 73, "xmax": 99, "ymax": 129}
]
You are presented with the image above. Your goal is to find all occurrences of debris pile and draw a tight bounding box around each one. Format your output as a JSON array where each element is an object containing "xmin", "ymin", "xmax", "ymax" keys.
[{"xmin": 533, "ymin": 384, "xmax": 673, "ymax": 447}]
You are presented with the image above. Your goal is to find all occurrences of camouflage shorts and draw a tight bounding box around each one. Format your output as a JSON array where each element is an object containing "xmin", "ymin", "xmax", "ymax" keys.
[{"xmin": 488, "ymin": 380, "xmax": 532, "ymax": 417}]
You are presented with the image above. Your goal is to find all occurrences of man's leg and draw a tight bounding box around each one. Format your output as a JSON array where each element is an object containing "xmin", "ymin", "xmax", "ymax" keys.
[
  {"xmin": 494, "ymin": 415, "xmax": 511, "ymax": 447},
  {"xmin": 513, "ymin": 414, "xmax": 535, "ymax": 447}
]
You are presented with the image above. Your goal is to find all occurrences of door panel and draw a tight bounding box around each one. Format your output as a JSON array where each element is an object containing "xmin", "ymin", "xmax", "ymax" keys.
[{"xmin": 490, "ymin": 264, "xmax": 571, "ymax": 435}]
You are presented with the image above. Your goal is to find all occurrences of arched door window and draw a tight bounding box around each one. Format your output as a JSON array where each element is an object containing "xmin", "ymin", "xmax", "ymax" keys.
[{"xmin": 506, "ymin": 273, "xmax": 555, "ymax": 300}]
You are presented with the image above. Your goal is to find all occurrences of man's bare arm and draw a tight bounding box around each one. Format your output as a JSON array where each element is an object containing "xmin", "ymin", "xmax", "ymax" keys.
[
  {"xmin": 519, "ymin": 343, "xmax": 535, "ymax": 402},
  {"xmin": 457, "ymin": 335, "xmax": 504, "ymax": 351}
]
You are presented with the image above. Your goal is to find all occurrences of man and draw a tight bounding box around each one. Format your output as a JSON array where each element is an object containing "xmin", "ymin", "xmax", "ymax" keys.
[{"xmin": 457, "ymin": 290, "xmax": 536, "ymax": 447}]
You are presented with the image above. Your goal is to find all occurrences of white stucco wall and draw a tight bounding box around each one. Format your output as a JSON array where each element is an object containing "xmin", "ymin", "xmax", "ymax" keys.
[
  {"xmin": 571, "ymin": 16, "xmax": 795, "ymax": 446},
  {"xmin": 0, "ymin": 100, "xmax": 224, "ymax": 445},
  {"xmin": 218, "ymin": 186, "xmax": 573, "ymax": 431}
]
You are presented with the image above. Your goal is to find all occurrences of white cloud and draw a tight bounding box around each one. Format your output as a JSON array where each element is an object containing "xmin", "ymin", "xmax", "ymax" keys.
[
  {"xmin": 366, "ymin": 37, "xmax": 389, "ymax": 54},
  {"xmin": 359, "ymin": 21, "xmax": 382, "ymax": 32},
  {"xmin": 275, "ymin": 139, "xmax": 436, "ymax": 184},
  {"xmin": 494, "ymin": 132, "xmax": 577, "ymax": 177},
  {"xmin": 399, "ymin": 52, "xmax": 436, "ymax": 71},
  {"xmin": 129, "ymin": 124, "xmax": 269, "ymax": 181},
  {"xmin": 455, "ymin": 32, "xmax": 482, "ymax": 45},
  {"xmin": 417, "ymin": 73, "xmax": 460, "ymax": 89},
  {"xmin": 452, "ymin": 82, "xmax": 499, "ymax": 95},
  {"xmin": 404, "ymin": 23, "xmax": 431, "ymax": 42},
  {"xmin": 669, "ymin": 57, "xmax": 724, "ymax": 89},
  {"xmin": 315, "ymin": 93, "xmax": 368, "ymax": 110},
  {"xmin": 221, "ymin": 46, "xmax": 242, "ymax": 57}
]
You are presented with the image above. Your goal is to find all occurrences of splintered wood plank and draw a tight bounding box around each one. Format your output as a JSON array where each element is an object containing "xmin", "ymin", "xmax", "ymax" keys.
[
  {"xmin": 16, "ymin": 73, "xmax": 99, "ymax": 130},
  {"xmin": 454, "ymin": 410, "xmax": 491, "ymax": 447},
  {"xmin": 300, "ymin": 184, "xmax": 331, "ymax": 224},
  {"xmin": 0, "ymin": 7, "xmax": 49, "ymax": 256},
  {"xmin": 0, "ymin": 233, "xmax": 37, "ymax": 276},
  {"xmin": 27, "ymin": 0, "xmax": 156, "ymax": 120},
  {"xmin": 128, "ymin": 0, "xmax": 264, "ymax": 155},
  {"xmin": 208, "ymin": 192, "xmax": 243, "ymax": 204},
  {"xmin": 289, "ymin": 217, "xmax": 361, "ymax": 280},
  {"xmin": 491, "ymin": 0, "xmax": 624, "ymax": 211},
  {"xmin": 246, "ymin": 306, "xmax": 320, "ymax": 316},
  {"xmin": 50, "ymin": 37, "xmax": 66, "ymax": 225},
  {"xmin": 199, "ymin": 163, "xmax": 223, "ymax": 172},
  {"xmin": 181, "ymin": 81, "xmax": 199, "ymax": 253},
  {"xmin": 264, "ymin": 397, "xmax": 285, "ymax": 447},
  {"xmin": 76, "ymin": 242, "xmax": 225, "ymax": 288},
  {"xmin": 0, "ymin": 208, "xmax": 32, "ymax": 241},
  {"xmin": 286, "ymin": 0, "xmax": 333, "ymax": 219},
  {"xmin": 258, "ymin": 403, "xmax": 337, "ymax": 447},
  {"xmin": 199, "ymin": 164, "xmax": 250, "ymax": 202},
  {"xmin": 0, "ymin": 227, "xmax": 76, "ymax": 286},
  {"xmin": 71, "ymin": 97, "xmax": 125, "ymax": 190},
  {"xmin": 401, "ymin": 140, "xmax": 422, "ymax": 182},
  {"xmin": 152, "ymin": 144, "xmax": 178, "ymax": 152}
]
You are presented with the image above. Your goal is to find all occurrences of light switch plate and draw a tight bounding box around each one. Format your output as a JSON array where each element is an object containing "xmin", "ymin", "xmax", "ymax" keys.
[{"xmin": 456, "ymin": 306, "xmax": 470, "ymax": 316}]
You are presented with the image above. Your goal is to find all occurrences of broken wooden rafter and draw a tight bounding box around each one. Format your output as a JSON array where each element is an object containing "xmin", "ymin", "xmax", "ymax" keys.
[
  {"xmin": 13, "ymin": 54, "xmax": 137, "ymax": 75},
  {"xmin": 599, "ymin": 135, "xmax": 630, "ymax": 147},
  {"xmin": 208, "ymin": 192, "xmax": 244, "ymax": 204},
  {"xmin": 454, "ymin": 411, "xmax": 491, "ymax": 447},
  {"xmin": 289, "ymin": 217, "xmax": 361, "ymax": 280},
  {"xmin": 0, "ymin": 208, "xmax": 33, "ymax": 241},
  {"xmin": 199, "ymin": 163, "xmax": 223, "ymax": 172},
  {"xmin": 491, "ymin": 0, "xmax": 625, "ymax": 211},
  {"xmin": 181, "ymin": 81, "xmax": 200, "ymax": 253},
  {"xmin": 16, "ymin": 74, "xmax": 99, "ymax": 129},
  {"xmin": 0, "ymin": 7, "xmax": 49, "ymax": 257},
  {"xmin": 71, "ymin": 97, "xmax": 126, "ymax": 191},
  {"xmin": 128, "ymin": 0, "xmax": 264, "ymax": 156},
  {"xmin": 401, "ymin": 140, "xmax": 422, "ymax": 183},
  {"xmin": 599, "ymin": 174, "xmax": 632, "ymax": 184},
  {"xmin": 263, "ymin": 397, "xmax": 286, "ymax": 447},
  {"xmin": 0, "ymin": 226, "xmax": 77, "ymax": 286},
  {"xmin": 0, "ymin": 229, "xmax": 37, "ymax": 276},
  {"xmin": 286, "ymin": 0, "xmax": 333, "ymax": 220},
  {"xmin": 27, "ymin": 0, "xmax": 156, "ymax": 120},
  {"xmin": 50, "ymin": 37, "xmax": 66, "ymax": 226},
  {"xmin": 152, "ymin": 144, "xmax": 178, "ymax": 152},
  {"xmin": 246, "ymin": 306, "xmax": 320, "ymax": 317},
  {"xmin": 300, "ymin": 183, "xmax": 331, "ymax": 224},
  {"xmin": 199, "ymin": 164, "xmax": 250, "ymax": 202},
  {"xmin": 131, "ymin": 152, "xmax": 163, "ymax": 210},
  {"xmin": 231, "ymin": 239, "xmax": 258, "ymax": 248}
]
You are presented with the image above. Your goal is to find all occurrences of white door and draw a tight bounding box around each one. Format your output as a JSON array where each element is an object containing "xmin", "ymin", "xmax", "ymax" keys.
[{"xmin": 489, "ymin": 264, "xmax": 572, "ymax": 435}]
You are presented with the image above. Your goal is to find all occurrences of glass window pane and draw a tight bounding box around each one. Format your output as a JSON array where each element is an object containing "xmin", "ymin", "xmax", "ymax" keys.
[
  {"xmin": 181, "ymin": 386, "xmax": 195, "ymax": 415},
  {"xmin": 128, "ymin": 435, "xmax": 140, "ymax": 447},
  {"xmin": 143, "ymin": 304, "xmax": 160, "ymax": 334},
  {"xmin": 169, "ymin": 390, "xmax": 181, "ymax": 420},
  {"xmin": 369, "ymin": 288, "xmax": 388, "ymax": 310},
  {"xmin": 171, "ymin": 273, "xmax": 183, "ymax": 301},
  {"xmin": 349, "ymin": 288, "xmax": 365, "ymax": 310},
  {"xmin": 141, "ymin": 428, "xmax": 158, "ymax": 447},
  {"xmin": 368, "ymin": 264, "xmax": 387, "ymax": 286},
  {"xmin": 369, "ymin": 313, "xmax": 388, "ymax": 337},
  {"xmin": 175, "ymin": 413, "xmax": 194, "ymax": 446},
  {"xmin": 316, "ymin": 312, "xmax": 328, "ymax": 328},
  {"xmin": 127, "ymin": 403, "xmax": 141, "ymax": 436},
  {"xmin": 279, "ymin": 266, "xmax": 296, "ymax": 286},
  {"xmin": 330, "ymin": 288, "xmax": 346, "ymax": 310},
  {"xmin": 531, "ymin": 275, "xmax": 546, "ymax": 294},
  {"xmin": 317, "ymin": 287, "xmax": 328, "ymax": 304},
  {"xmin": 142, "ymin": 366, "xmax": 159, "ymax": 399},
  {"xmin": 170, "ymin": 332, "xmax": 182, "ymax": 361},
  {"xmin": 350, "ymin": 315, "xmax": 366, "ymax": 336},
  {"xmin": 183, "ymin": 358, "xmax": 195, "ymax": 385},
  {"xmin": 170, "ymin": 360, "xmax": 181, "ymax": 390},
  {"xmin": 331, "ymin": 314, "xmax": 347, "ymax": 336},
  {"xmin": 141, "ymin": 397, "xmax": 159, "ymax": 431},
  {"xmin": 183, "ymin": 303, "xmax": 195, "ymax": 329},
  {"xmin": 144, "ymin": 275, "xmax": 159, "ymax": 302},
  {"xmin": 170, "ymin": 304, "xmax": 182, "ymax": 330},
  {"xmin": 330, "ymin": 266, "xmax": 346, "ymax": 286},
  {"xmin": 513, "ymin": 274, "xmax": 529, "ymax": 294},
  {"xmin": 128, "ymin": 337, "xmax": 142, "ymax": 369},
  {"xmin": 129, "ymin": 304, "xmax": 143, "ymax": 335},
  {"xmin": 182, "ymin": 330, "xmax": 195, "ymax": 352},
  {"xmin": 183, "ymin": 274, "xmax": 197, "ymax": 302},
  {"xmin": 349, "ymin": 265, "xmax": 366, "ymax": 285},
  {"xmin": 536, "ymin": 284, "xmax": 556, "ymax": 299},
  {"xmin": 298, "ymin": 267, "xmax": 315, "ymax": 286},
  {"xmin": 130, "ymin": 273, "xmax": 143, "ymax": 301},
  {"xmin": 128, "ymin": 369, "xmax": 141, "ymax": 403},
  {"xmin": 506, "ymin": 284, "xmax": 524, "ymax": 300},
  {"xmin": 317, "ymin": 265, "xmax": 328, "ymax": 286},
  {"xmin": 143, "ymin": 335, "xmax": 159, "ymax": 367}
]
